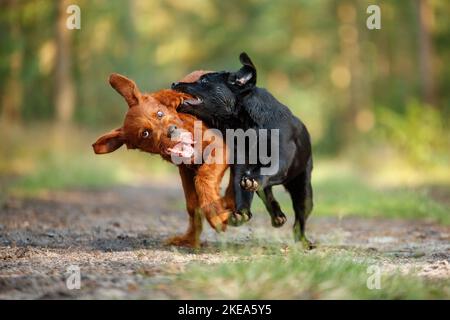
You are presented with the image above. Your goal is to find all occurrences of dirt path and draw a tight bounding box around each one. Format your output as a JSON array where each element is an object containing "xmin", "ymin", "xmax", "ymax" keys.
[{"xmin": 0, "ymin": 182, "xmax": 449, "ymax": 299}]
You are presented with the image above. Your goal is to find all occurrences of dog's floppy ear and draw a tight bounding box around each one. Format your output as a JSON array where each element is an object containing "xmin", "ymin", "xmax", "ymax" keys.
[
  {"xmin": 109, "ymin": 73, "xmax": 142, "ymax": 107},
  {"xmin": 230, "ymin": 52, "xmax": 257, "ymax": 89},
  {"xmin": 152, "ymin": 89, "xmax": 192, "ymax": 109},
  {"xmin": 92, "ymin": 128, "xmax": 125, "ymax": 154}
]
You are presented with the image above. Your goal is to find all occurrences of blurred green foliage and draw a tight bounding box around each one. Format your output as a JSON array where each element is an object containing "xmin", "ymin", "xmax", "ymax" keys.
[
  {"xmin": 1, "ymin": 0, "xmax": 449, "ymax": 157},
  {"xmin": 0, "ymin": 1, "xmax": 449, "ymax": 211},
  {"xmin": 376, "ymin": 101, "xmax": 450, "ymax": 165}
]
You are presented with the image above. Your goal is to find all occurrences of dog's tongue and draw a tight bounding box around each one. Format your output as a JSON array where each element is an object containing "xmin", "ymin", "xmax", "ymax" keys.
[
  {"xmin": 168, "ymin": 130, "xmax": 195, "ymax": 158},
  {"xmin": 180, "ymin": 144, "xmax": 194, "ymax": 158},
  {"xmin": 178, "ymin": 131, "xmax": 195, "ymax": 144}
]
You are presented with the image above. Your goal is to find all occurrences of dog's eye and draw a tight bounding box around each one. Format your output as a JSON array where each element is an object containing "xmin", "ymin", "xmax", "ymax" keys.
[
  {"xmin": 156, "ymin": 111, "xmax": 164, "ymax": 118},
  {"xmin": 200, "ymin": 77, "xmax": 208, "ymax": 84},
  {"xmin": 141, "ymin": 130, "xmax": 151, "ymax": 138}
]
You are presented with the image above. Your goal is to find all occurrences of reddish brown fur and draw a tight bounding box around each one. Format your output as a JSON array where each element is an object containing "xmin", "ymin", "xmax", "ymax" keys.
[{"xmin": 92, "ymin": 71, "xmax": 234, "ymax": 248}]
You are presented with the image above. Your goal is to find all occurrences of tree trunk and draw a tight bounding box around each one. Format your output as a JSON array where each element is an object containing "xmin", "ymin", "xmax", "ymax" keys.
[
  {"xmin": 336, "ymin": 2, "xmax": 371, "ymax": 139},
  {"xmin": 416, "ymin": 0, "xmax": 436, "ymax": 106},
  {"xmin": 1, "ymin": 0, "xmax": 23, "ymax": 126},
  {"xmin": 54, "ymin": 0, "xmax": 75, "ymax": 124}
]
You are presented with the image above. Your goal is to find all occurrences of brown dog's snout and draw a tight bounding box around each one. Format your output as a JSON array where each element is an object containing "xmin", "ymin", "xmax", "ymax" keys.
[{"xmin": 167, "ymin": 125, "xmax": 178, "ymax": 138}]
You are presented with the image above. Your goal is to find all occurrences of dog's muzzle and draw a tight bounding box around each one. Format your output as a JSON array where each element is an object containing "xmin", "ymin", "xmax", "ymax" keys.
[{"xmin": 167, "ymin": 125, "xmax": 177, "ymax": 138}]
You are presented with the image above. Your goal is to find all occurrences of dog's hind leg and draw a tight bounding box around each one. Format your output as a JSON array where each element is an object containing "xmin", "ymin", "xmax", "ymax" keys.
[
  {"xmin": 283, "ymin": 158, "xmax": 314, "ymax": 249},
  {"xmin": 256, "ymin": 187, "xmax": 287, "ymax": 227},
  {"xmin": 165, "ymin": 166, "xmax": 202, "ymax": 248}
]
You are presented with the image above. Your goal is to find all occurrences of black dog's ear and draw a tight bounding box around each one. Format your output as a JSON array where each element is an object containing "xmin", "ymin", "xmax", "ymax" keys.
[
  {"xmin": 229, "ymin": 52, "xmax": 257, "ymax": 89},
  {"xmin": 239, "ymin": 52, "xmax": 256, "ymax": 69}
]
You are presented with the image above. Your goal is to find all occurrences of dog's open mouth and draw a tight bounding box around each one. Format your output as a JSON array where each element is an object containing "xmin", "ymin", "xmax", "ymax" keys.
[
  {"xmin": 166, "ymin": 131, "xmax": 195, "ymax": 158},
  {"xmin": 181, "ymin": 96, "xmax": 203, "ymax": 107}
]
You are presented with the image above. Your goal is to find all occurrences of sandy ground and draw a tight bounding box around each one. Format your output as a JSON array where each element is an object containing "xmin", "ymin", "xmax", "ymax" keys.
[{"xmin": 0, "ymin": 181, "xmax": 449, "ymax": 299}]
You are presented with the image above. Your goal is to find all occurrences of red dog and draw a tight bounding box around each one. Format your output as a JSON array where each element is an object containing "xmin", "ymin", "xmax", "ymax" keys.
[{"xmin": 92, "ymin": 71, "xmax": 234, "ymax": 248}]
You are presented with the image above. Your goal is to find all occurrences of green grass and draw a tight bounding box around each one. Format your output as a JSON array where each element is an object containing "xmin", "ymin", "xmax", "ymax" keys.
[
  {"xmin": 164, "ymin": 249, "xmax": 449, "ymax": 299},
  {"xmin": 315, "ymin": 177, "xmax": 450, "ymax": 224},
  {"xmin": 8, "ymin": 152, "xmax": 450, "ymax": 225},
  {"xmin": 248, "ymin": 176, "xmax": 450, "ymax": 225},
  {"xmin": 8, "ymin": 151, "xmax": 177, "ymax": 195},
  {"xmin": 11, "ymin": 154, "xmax": 124, "ymax": 193},
  {"xmin": 161, "ymin": 175, "xmax": 450, "ymax": 300},
  {"xmin": 2, "ymin": 125, "xmax": 449, "ymax": 223}
]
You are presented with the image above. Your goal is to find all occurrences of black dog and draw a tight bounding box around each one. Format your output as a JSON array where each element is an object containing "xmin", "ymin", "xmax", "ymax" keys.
[{"xmin": 172, "ymin": 53, "xmax": 314, "ymax": 248}]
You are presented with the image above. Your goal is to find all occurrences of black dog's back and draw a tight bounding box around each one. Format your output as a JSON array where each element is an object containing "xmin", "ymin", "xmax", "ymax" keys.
[
  {"xmin": 241, "ymin": 87, "xmax": 293, "ymax": 128},
  {"xmin": 241, "ymin": 86, "xmax": 312, "ymax": 174}
]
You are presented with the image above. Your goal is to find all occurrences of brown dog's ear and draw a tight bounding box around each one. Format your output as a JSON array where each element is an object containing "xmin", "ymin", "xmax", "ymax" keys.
[
  {"xmin": 109, "ymin": 73, "xmax": 142, "ymax": 107},
  {"xmin": 179, "ymin": 70, "xmax": 212, "ymax": 83},
  {"xmin": 152, "ymin": 89, "xmax": 192, "ymax": 109},
  {"xmin": 92, "ymin": 128, "xmax": 125, "ymax": 154}
]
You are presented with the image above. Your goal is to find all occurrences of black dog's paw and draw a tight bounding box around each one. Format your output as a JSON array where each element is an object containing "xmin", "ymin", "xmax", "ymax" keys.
[
  {"xmin": 240, "ymin": 176, "xmax": 260, "ymax": 192},
  {"xmin": 228, "ymin": 210, "xmax": 252, "ymax": 227},
  {"xmin": 271, "ymin": 213, "xmax": 287, "ymax": 228},
  {"xmin": 300, "ymin": 237, "xmax": 316, "ymax": 250}
]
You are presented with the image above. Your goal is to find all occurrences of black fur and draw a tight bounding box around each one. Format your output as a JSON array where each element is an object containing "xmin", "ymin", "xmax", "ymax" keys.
[{"xmin": 173, "ymin": 53, "xmax": 314, "ymax": 247}]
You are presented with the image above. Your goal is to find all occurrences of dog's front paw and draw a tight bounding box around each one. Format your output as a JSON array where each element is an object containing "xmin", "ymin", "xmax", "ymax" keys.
[
  {"xmin": 200, "ymin": 202, "xmax": 229, "ymax": 233},
  {"xmin": 271, "ymin": 213, "xmax": 287, "ymax": 228},
  {"xmin": 165, "ymin": 234, "xmax": 199, "ymax": 248},
  {"xmin": 295, "ymin": 235, "xmax": 316, "ymax": 250},
  {"xmin": 240, "ymin": 176, "xmax": 260, "ymax": 192},
  {"xmin": 301, "ymin": 237, "xmax": 316, "ymax": 250},
  {"xmin": 208, "ymin": 213, "xmax": 228, "ymax": 232},
  {"xmin": 228, "ymin": 209, "xmax": 252, "ymax": 227}
]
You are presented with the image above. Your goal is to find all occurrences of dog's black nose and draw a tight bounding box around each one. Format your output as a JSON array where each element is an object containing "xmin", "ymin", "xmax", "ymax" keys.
[
  {"xmin": 171, "ymin": 82, "xmax": 179, "ymax": 89},
  {"xmin": 167, "ymin": 125, "xmax": 177, "ymax": 138}
]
